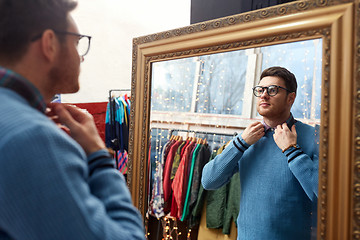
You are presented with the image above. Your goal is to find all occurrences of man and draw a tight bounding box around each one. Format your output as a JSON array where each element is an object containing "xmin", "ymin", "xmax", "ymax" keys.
[
  {"xmin": 0, "ymin": 1, "xmax": 145, "ymax": 239},
  {"xmin": 201, "ymin": 66, "xmax": 318, "ymax": 240}
]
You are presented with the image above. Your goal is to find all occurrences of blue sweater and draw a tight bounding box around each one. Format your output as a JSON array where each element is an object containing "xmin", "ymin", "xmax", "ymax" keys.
[
  {"xmin": 201, "ymin": 121, "xmax": 318, "ymax": 240},
  {"xmin": 0, "ymin": 87, "xmax": 145, "ymax": 239}
]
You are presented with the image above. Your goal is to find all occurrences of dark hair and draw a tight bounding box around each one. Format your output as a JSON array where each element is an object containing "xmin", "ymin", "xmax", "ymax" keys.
[
  {"xmin": 260, "ymin": 66, "xmax": 297, "ymax": 94},
  {"xmin": 0, "ymin": 0, "xmax": 77, "ymax": 64}
]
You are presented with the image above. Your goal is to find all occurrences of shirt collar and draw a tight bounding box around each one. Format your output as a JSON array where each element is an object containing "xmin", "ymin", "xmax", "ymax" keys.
[
  {"xmin": 262, "ymin": 114, "xmax": 297, "ymax": 132},
  {"xmin": 0, "ymin": 66, "xmax": 46, "ymax": 113}
]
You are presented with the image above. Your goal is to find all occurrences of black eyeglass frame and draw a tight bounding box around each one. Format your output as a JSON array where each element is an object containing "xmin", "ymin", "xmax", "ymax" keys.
[
  {"xmin": 31, "ymin": 30, "xmax": 92, "ymax": 57},
  {"xmin": 252, "ymin": 85, "xmax": 293, "ymax": 97}
]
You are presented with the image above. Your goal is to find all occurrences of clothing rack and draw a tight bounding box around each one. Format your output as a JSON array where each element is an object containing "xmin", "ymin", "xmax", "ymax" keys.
[
  {"xmin": 107, "ymin": 89, "xmax": 131, "ymax": 169},
  {"xmin": 108, "ymin": 88, "xmax": 131, "ymax": 100},
  {"xmin": 169, "ymin": 129, "xmax": 236, "ymax": 137},
  {"xmin": 148, "ymin": 128, "xmax": 236, "ymax": 238}
]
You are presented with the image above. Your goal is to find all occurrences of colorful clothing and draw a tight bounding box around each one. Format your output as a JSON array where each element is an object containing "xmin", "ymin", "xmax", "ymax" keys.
[
  {"xmin": 105, "ymin": 96, "xmax": 130, "ymax": 152},
  {"xmin": 181, "ymin": 143, "xmax": 201, "ymax": 221},
  {"xmin": 172, "ymin": 141, "xmax": 196, "ymax": 219}
]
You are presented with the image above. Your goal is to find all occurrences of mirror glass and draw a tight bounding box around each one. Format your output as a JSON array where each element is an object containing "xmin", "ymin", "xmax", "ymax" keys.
[{"xmin": 146, "ymin": 38, "xmax": 322, "ymax": 239}]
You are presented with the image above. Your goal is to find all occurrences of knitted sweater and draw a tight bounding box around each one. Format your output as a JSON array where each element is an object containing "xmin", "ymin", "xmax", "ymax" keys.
[
  {"xmin": 0, "ymin": 86, "xmax": 145, "ymax": 239},
  {"xmin": 201, "ymin": 120, "xmax": 318, "ymax": 240}
]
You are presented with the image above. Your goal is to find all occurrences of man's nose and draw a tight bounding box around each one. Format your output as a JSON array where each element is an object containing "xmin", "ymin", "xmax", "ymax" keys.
[{"xmin": 260, "ymin": 89, "xmax": 269, "ymax": 98}]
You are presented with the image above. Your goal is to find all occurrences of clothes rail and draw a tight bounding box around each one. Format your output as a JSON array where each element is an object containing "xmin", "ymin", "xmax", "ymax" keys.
[
  {"xmin": 169, "ymin": 128, "xmax": 236, "ymax": 137},
  {"xmin": 108, "ymin": 89, "xmax": 131, "ymax": 100}
]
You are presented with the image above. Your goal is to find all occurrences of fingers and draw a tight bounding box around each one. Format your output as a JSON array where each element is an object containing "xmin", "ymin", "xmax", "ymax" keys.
[
  {"xmin": 58, "ymin": 124, "xmax": 71, "ymax": 136},
  {"xmin": 52, "ymin": 104, "xmax": 80, "ymax": 131},
  {"xmin": 242, "ymin": 121, "xmax": 265, "ymax": 145},
  {"xmin": 273, "ymin": 123, "xmax": 297, "ymax": 151},
  {"xmin": 276, "ymin": 122, "xmax": 288, "ymax": 130},
  {"xmin": 47, "ymin": 103, "xmax": 105, "ymax": 155},
  {"xmin": 46, "ymin": 104, "xmax": 63, "ymax": 125},
  {"xmin": 49, "ymin": 115, "xmax": 60, "ymax": 124},
  {"xmin": 251, "ymin": 121, "xmax": 264, "ymax": 131},
  {"xmin": 59, "ymin": 104, "xmax": 91, "ymax": 122},
  {"xmin": 275, "ymin": 123, "xmax": 293, "ymax": 132},
  {"xmin": 249, "ymin": 122, "xmax": 265, "ymax": 136},
  {"xmin": 46, "ymin": 104, "xmax": 78, "ymax": 136},
  {"xmin": 49, "ymin": 103, "xmax": 91, "ymax": 126},
  {"xmin": 275, "ymin": 124, "xmax": 296, "ymax": 135}
]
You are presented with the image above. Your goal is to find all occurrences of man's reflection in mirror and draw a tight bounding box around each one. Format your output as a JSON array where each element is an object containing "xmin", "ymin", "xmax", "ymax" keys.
[{"xmin": 202, "ymin": 66, "xmax": 318, "ymax": 240}]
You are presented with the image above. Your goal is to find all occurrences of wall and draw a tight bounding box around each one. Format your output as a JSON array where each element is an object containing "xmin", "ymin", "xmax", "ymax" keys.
[{"xmin": 62, "ymin": 0, "xmax": 191, "ymax": 103}]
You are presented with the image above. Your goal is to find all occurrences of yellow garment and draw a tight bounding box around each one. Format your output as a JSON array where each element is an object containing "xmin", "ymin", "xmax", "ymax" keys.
[{"xmin": 197, "ymin": 202, "xmax": 237, "ymax": 240}]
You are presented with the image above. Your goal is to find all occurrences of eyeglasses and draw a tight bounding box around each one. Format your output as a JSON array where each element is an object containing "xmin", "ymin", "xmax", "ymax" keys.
[
  {"xmin": 252, "ymin": 85, "xmax": 292, "ymax": 97},
  {"xmin": 31, "ymin": 30, "xmax": 92, "ymax": 58},
  {"xmin": 54, "ymin": 31, "xmax": 92, "ymax": 57}
]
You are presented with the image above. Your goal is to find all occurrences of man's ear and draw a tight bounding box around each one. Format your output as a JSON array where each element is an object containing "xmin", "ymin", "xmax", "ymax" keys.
[
  {"xmin": 288, "ymin": 92, "xmax": 296, "ymax": 105},
  {"xmin": 40, "ymin": 30, "xmax": 58, "ymax": 62}
]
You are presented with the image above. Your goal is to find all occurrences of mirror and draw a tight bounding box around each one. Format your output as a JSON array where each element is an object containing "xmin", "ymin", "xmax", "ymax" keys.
[
  {"xmin": 147, "ymin": 39, "xmax": 322, "ymax": 239},
  {"xmin": 129, "ymin": 1, "xmax": 357, "ymax": 239}
]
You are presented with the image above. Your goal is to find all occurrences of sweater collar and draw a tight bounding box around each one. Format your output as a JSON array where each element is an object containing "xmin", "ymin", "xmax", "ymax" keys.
[
  {"xmin": 0, "ymin": 66, "xmax": 46, "ymax": 113},
  {"xmin": 262, "ymin": 114, "xmax": 297, "ymax": 132}
]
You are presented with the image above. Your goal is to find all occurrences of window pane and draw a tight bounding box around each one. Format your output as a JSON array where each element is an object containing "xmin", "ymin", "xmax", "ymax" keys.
[
  {"xmin": 151, "ymin": 58, "xmax": 197, "ymax": 112},
  {"xmin": 151, "ymin": 50, "xmax": 249, "ymax": 116},
  {"xmin": 196, "ymin": 51, "xmax": 248, "ymax": 115}
]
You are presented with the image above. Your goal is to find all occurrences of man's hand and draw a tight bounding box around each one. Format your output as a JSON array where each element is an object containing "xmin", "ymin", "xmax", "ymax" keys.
[
  {"xmin": 273, "ymin": 123, "xmax": 297, "ymax": 151},
  {"xmin": 47, "ymin": 103, "xmax": 106, "ymax": 155},
  {"xmin": 242, "ymin": 121, "xmax": 265, "ymax": 145}
]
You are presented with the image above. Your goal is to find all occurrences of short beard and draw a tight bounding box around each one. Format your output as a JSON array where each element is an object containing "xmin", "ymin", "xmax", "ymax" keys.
[{"xmin": 48, "ymin": 44, "xmax": 79, "ymax": 94}]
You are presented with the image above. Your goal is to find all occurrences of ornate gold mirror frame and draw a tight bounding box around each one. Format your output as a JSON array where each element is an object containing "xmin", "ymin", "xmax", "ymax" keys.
[{"xmin": 129, "ymin": 1, "xmax": 359, "ymax": 239}]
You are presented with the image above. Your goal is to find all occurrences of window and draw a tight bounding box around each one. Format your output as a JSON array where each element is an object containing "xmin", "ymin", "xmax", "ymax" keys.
[{"xmin": 150, "ymin": 38, "xmax": 322, "ymax": 131}]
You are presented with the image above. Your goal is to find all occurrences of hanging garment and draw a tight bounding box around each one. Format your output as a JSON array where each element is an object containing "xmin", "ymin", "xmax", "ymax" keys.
[
  {"xmin": 105, "ymin": 96, "xmax": 131, "ymax": 152},
  {"xmin": 190, "ymin": 143, "xmax": 240, "ymax": 234},
  {"xmin": 114, "ymin": 97, "xmax": 125, "ymax": 152},
  {"xmin": 197, "ymin": 204, "xmax": 237, "ymax": 240},
  {"xmin": 170, "ymin": 140, "xmax": 190, "ymax": 218},
  {"xmin": 188, "ymin": 144, "xmax": 211, "ymax": 214},
  {"xmin": 147, "ymin": 141, "xmax": 152, "ymax": 210},
  {"xmin": 171, "ymin": 140, "xmax": 196, "ymax": 219},
  {"xmin": 223, "ymin": 172, "xmax": 240, "ymax": 234},
  {"xmin": 148, "ymin": 139, "xmax": 173, "ymax": 217},
  {"xmin": 163, "ymin": 139, "xmax": 183, "ymax": 213},
  {"xmin": 182, "ymin": 143, "xmax": 211, "ymax": 221},
  {"xmin": 205, "ymin": 144, "xmax": 240, "ymax": 234},
  {"xmin": 105, "ymin": 98, "xmax": 119, "ymax": 150},
  {"xmin": 171, "ymin": 140, "xmax": 190, "ymax": 179},
  {"xmin": 181, "ymin": 143, "xmax": 202, "ymax": 221},
  {"xmin": 117, "ymin": 150, "xmax": 128, "ymax": 174},
  {"xmin": 118, "ymin": 97, "xmax": 130, "ymax": 151},
  {"xmin": 179, "ymin": 142, "xmax": 199, "ymax": 218}
]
